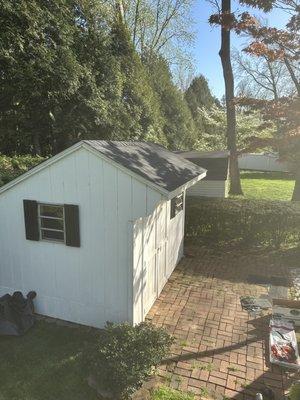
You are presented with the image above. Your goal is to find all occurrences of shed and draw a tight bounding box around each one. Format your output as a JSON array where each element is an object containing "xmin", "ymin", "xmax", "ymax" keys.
[
  {"xmin": 176, "ymin": 150, "xmax": 229, "ymax": 198},
  {"xmin": 0, "ymin": 140, "xmax": 206, "ymax": 328}
]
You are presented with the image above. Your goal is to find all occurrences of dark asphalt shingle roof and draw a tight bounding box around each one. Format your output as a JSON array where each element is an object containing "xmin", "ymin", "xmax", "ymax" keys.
[
  {"xmin": 84, "ymin": 140, "xmax": 206, "ymax": 192},
  {"xmin": 176, "ymin": 150, "xmax": 229, "ymax": 181},
  {"xmin": 175, "ymin": 150, "xmax": 229, "ymax": 159}
]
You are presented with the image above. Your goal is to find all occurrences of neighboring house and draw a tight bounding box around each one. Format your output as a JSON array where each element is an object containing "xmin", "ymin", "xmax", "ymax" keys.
[
  {"xmin": 176, "ymin": 150, "xmax": 229, "ymax": 198},
  {"xmin": 0, "ymin": 140, "xmax": 206, "ymax": 328},
  {"xmin": 238, "ymin": 152, "xmax": 290, "ymax": 172}
]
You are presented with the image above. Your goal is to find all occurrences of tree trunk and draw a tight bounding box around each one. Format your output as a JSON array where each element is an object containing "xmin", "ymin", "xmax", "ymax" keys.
[
  {"xmin": 33, "ymin": 131, "xmax": 41, "ymax": 156},
  {"xmin": 284, "ymin": 58, "xmax": 300, "ymax": 97},
  {"xmin": 219, "ymin": 0, "xmax": 243, "ymax": 195},
  {"xmin": 292, "ymin": 169, "xmax": 300, "ymax": 201}
]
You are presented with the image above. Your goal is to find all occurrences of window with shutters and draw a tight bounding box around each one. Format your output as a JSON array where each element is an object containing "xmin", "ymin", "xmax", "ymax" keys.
[
  {"xmin": 170, "ymin": 193, "xmax": 184, "ymax": 219},
  {"xmin": 38, "ymin": 203, "xmax": 65, "ymax": 243}
]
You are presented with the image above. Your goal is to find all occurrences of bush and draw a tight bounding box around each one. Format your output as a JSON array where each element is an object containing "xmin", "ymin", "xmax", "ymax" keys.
[
  {"xmin": 0, "ymin": 154, "xmax": 45, "ymax": 187},
  {"xmin": 84, "ymin": 322, "xmax": 173, "ymax": 399},
  {"xmin": 185, "ymin": 197, "xmax": 300, "ymax": 248}
]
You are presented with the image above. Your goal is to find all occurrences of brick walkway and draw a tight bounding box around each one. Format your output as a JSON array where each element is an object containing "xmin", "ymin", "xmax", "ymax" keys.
[{"xmin": 147, "ymin": 245, "xmax": 300, "ymax": 400}]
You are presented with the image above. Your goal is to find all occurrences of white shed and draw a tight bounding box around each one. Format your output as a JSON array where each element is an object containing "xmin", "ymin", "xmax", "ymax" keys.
[
  {"xmin": 0, "ymin": 140, "xmax": 206, "ymax": 328},
  {"xmin": 176, "ymin": 150, "xmax": 229, "ymax": 198}
]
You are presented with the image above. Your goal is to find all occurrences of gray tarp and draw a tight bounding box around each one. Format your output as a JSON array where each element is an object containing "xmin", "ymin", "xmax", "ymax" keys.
[{"xmin": 0, "ymin": 291, "xmax": 36, "ymax": 336}]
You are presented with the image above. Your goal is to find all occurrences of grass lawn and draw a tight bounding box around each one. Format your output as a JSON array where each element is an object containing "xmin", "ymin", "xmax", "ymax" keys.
[
  {"xmin": 0, "ymin": 319, "xmax": 190, "ymax": 400},
  {"xmin": 151, "ymin": 387, "xmax": 195, "ymax": 400},
  {"xmin": 0, "ymin": 320, "xmax": 99, "ymax": 400},
  {"xmin": 239, "ymin": 171, "xmax": 295, "ymax": 201}
]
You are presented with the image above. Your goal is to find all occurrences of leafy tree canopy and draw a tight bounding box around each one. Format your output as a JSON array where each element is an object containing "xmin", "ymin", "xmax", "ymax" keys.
[{"xmin": 0, "ymin": 0, "xmax": 196, "ymax": 155}]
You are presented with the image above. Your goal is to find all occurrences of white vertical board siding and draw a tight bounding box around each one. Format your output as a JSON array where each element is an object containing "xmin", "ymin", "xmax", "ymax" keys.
[
  {"xmin": 0, "ymin": 148, "xmax": 139, "ymax": 328},
  {"xmin": 132, "ymin": 191, "xmax": 186, "ymax": 325},
  {"xmin": 0, "ymin": 146, "xmax": 188, "ymax": 328},
  {"xmin": 187, "ymin": 180, "xmax": 227, "ymax": 198}
]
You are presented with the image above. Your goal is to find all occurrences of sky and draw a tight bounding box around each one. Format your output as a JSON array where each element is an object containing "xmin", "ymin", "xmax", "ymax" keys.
[{"xmin": 189, "ymin": 1, "xmax": 291, "ymax": 99}]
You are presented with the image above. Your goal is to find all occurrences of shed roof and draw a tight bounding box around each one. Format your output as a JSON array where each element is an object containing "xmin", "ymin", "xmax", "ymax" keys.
[
  {"xmin": 0, "ymin": 141, "xmax": 206, "ymax": 197},
  {"xmin": 84, "ymin": 140, "xmax": 206, "ymax": 193},
  {"xmin": 176, "ymin": 150, "xmax": 229, "ymax": 181},
  {"xmin": 175, "ymin": 150, "xmax": 229, "ymax": 159}
]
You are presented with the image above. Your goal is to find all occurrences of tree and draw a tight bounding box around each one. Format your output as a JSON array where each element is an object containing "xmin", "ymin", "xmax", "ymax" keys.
[
  {"xmin": 0, "ymin": 0, "xmax": 84, "ymax": 154},
  {"xmin": 0, "ymin": 0, "xmax": 170, "ymax": 155},
  {"xmin": 122, "ymin": 0, "xmax": 195, "ymax": 58},
  {"xmin": 209, "ymin": 0, "xmax": 244, "ymax": 195},
  {"xmin": 108, "ymin": 14, "xmax": 166, "ymax": 144},
  {"xmin": 145, "ymin": 54, "xmax": 198, "ymax": 149},
  {"xmin": 185, "ymin": 75, "xmax": 219, "ymax": 118},
  {"xmin": 193, "ymin": 104, "xmax": 275, "ymax": 151},
  {"xmin": 234, "ymin": 52, "xmax": 296, "ymax": 100},
  {"xmin": 234, "ymin": 3, "xmax": 300, "ymax": 200}
]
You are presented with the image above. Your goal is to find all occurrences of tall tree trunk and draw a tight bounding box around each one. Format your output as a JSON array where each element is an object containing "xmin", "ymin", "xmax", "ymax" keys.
[
  {"xmin": 219, "ymin": 0, "xmax": 243, "ymax": 195},
  {"xmin": 133, "ymin": 0, "xmax": 141, "ymax": 47},
  {"xmin": 292, "ymin": 169, "xmax": 300, "ymax": 201}
]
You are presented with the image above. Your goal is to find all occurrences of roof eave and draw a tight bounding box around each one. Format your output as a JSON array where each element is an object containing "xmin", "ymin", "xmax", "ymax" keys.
[{"xmin": 166, "ymin": 170, "xmax": 207, "ymax": 199}]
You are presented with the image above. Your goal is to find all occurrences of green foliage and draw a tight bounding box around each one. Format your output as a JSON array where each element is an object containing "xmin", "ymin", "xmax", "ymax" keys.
[
  {"xmin": 145, "ymin": 55, "xmax": 197, "ymax": 150},
  {"xmin": 151, "ymin": 386, "xmax": 194, "ymax": 400},
  {"xmin": 0, "ymin": 1, "xmax": 197, "ymax": 155},
  {"xmin": 185, "ymin": 75, "xmax": 218, "ymax": 118},
  {"xmin": 289, "ymin": 382, "xmax": 300, "ymax": 400},
  {"xmin": 109, "ymin": 21, "xmax": 166, "ymax": 145},
  {"xmin": 83, "ymin": 322, "xmax": 173, "ymax": 399},
  {"xmin": 193, "ymin": 105, "xmax": 275, "ymax": 151},
  {"xmin": 185, "ymin": 197, "xmax": 300, "ymax": 248},
  {"xmin": 0, "ymin": 0, "xmax": 85, "ymax": 154},
  {"xmin": 0, "ymin": 154, "xmax": 45, "ymax": 186}
]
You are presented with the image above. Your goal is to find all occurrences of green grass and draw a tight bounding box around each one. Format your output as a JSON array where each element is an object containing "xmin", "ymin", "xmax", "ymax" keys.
[
  {"xmin": 238, "ymin": 171, "xmax": 295, "ymax": 201},
  {"xmin": 151, "ymin": 387, "xmax": 195, "ymax": 400},
  {"xmin": 0, "ymin": 320, "xmax": 99, "ymax": 400}
]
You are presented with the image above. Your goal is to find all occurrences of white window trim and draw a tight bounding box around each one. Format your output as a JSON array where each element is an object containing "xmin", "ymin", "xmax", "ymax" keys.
[{"xmin": 38, "ymin": 203, "xmax": 66, "ymax": 244}]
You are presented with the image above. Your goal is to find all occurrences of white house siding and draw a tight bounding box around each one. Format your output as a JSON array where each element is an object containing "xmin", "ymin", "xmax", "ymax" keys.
[
  {"xmin": 131, "ymin": 192, "xmax": 185, "ymax": 325},
  {"xmin": 187, "ymin": 180, "xmax": 227, "ymax": 198},
  {"xmin": 0, "ymin": 147, "xmax": 164, "ymax": 328}
]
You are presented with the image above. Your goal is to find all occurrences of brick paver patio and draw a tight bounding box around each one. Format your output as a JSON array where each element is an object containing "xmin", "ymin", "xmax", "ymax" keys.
[{"xmin": 147, "ymin": 245, "xmax": 300, "ymax": 400}]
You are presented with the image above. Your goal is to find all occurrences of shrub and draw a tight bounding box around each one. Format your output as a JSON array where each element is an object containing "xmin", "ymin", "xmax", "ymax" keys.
[
  {"xmin": 0, "ymin": 154, "xmax": 45, "ymax": 187},
  {"xmin": 185, "ymin": 197, "xmax": 300, "ymax": 248},
  {"xmin": 84, "ymin": 322, "xmax": 173, "ymax": 399}
]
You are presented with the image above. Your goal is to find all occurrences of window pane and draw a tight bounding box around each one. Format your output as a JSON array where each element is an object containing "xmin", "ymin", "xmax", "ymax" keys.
[
  {"xmin": 40, "ymin": 205, "xmax": 63, "ymax": 218},
  {"xmin": 41, "ymin": 230, "xmax": 64, "ymax": 241},
  {"xmin": 170, "ymin": 193, "xmax": 183, "ymax": 219},
  {"xmin": 41, "ymin": 218, "xmax": 64, "ymax": 230}
]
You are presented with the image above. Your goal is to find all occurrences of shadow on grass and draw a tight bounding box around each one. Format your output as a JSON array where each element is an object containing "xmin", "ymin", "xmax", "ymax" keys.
[{"xmin": 0, "ymin": 320, "xmax": 99, "ymax": 400}]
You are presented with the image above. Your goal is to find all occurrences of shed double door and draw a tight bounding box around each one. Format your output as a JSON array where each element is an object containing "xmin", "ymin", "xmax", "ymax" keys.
[{"xmin": 133, "ymin": 202, "xmax": 168, "ymax": 319}]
